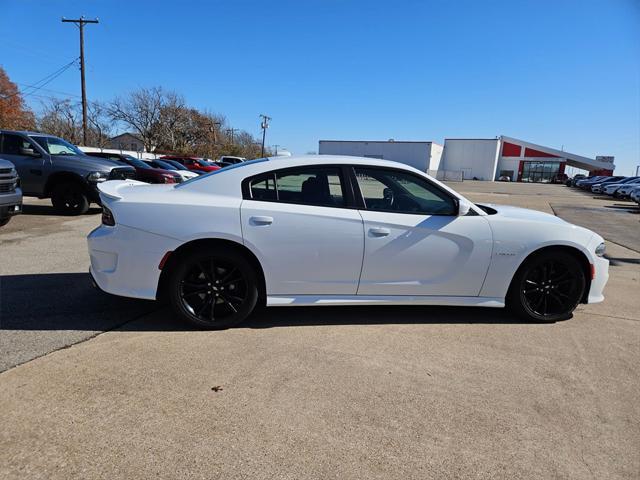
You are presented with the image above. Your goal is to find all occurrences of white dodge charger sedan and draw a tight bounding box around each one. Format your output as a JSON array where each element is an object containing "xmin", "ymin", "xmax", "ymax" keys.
[{"xmin": 88, "ymin": 156, "xmax": 609, "ymax": 329}]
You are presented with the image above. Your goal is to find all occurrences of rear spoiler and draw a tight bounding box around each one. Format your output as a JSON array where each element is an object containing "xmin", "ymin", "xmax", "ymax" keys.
[{"xmin": 97, "ymin": 180, "xmax": 146, "ymax": 200}]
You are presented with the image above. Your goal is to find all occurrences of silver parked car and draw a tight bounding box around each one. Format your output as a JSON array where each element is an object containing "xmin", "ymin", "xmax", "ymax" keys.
[
  {"xmin": 0, "ymin": 157, "xmax": 22, "ymax": 227},
  {"xmin": 629, "ymin": 186, "xmax": 640, "ymax": 206}
]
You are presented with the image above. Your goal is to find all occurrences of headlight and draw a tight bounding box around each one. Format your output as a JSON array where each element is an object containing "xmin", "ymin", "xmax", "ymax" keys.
[
  {"xmin": 595, "ymin": 242, "xmax": 606, "ymax": 257},
  {"xmin": 87, "ymin": 171, "xmax": 108, "ymax": 183}
]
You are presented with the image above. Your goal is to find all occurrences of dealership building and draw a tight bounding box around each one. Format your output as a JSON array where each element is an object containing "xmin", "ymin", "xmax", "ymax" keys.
[{"xmin": 319, "ymin": 136, "xmax": 614, "ymax": 182}]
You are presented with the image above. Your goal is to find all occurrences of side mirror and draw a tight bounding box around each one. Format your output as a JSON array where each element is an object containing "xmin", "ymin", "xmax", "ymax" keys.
[
  {"xmin": 20, "ymin": 147, "xmax": 40, "ymax": 157},
  {"xmin": 458, "ymin": 198, "xmax": 473, "ymax": 216}
]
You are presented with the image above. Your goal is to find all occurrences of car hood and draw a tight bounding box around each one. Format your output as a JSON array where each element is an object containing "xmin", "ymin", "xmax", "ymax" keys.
[
  {"xmin": 478, "ymin": 204, "xmax": 567, "ymax": 225},
  {"xmin": 52, "ymin": 154, "xmax": 131, "ymax": 171}
]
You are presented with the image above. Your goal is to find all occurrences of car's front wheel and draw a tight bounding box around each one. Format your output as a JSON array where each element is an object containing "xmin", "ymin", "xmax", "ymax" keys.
[
  {"xmin": 167, "ymin": 249, "xmax": 259, "ymax": 329},
  {"xmin": 508, "ymin": 250, "xmax": 586, "ymax": 322},
  {"xmin": 51, "ymin": 182, "xmax": 90, "ymax": 215}
]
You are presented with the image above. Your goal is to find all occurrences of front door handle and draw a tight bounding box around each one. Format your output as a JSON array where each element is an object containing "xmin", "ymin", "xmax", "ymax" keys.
[
  {"xmin": 250, "ymin": 216, "xmax": 273, "ymax": 226},
  {"xmin": 369, "ymin": 227, "xmax": 390, "ymax": 237}
]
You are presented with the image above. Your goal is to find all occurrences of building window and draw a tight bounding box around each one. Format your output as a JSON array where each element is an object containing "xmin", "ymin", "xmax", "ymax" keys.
[{"xmin": 520, "ymin": 161, "xmax": 562, "ymax": 183}]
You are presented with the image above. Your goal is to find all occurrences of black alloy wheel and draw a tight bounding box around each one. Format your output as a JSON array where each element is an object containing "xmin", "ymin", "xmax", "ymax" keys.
[
  {"xmin": 51, "ymin": 182, "xmax": 89, "ymax": 215},
  {"xmin": 509, "ymin": 251, "xmax": 586, "ymax": 322},
  {"xmin": 168, "ymin": 249, "xmax": 259, "ymax": 329}
]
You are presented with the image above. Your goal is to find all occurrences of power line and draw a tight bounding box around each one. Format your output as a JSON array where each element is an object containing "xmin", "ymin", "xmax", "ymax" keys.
[
  {"xmin": 15, "ymin": 82, "xmax": 82, "ymax": 99},
  {"xmin": 0, "ymin": 58, "xmax": 79, "ymax": 100}
]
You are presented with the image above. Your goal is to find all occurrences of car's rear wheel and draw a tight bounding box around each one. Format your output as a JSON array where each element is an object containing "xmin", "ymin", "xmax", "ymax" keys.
[
  {"xmin": 508, "ymin": 251, "xmax": 586, "ymax": 322},
  {"xmin": 167, "ymin": 249, "xmax": 259, "ymax": 329},
  {"xmin": 51, "ymin": 182, "xmax": 90, "ymax": 215}
]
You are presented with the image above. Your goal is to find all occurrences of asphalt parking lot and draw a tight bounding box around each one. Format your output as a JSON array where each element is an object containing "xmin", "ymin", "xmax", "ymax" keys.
[{"xmin": 1, "ymin": 183, "xmax": 638, "ymax": 479}]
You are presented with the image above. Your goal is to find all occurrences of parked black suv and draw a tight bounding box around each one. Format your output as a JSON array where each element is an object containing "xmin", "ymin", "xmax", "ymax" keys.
[{"xmin": 0, "ymin": 130, "xmax": 135, "ymax": 215}]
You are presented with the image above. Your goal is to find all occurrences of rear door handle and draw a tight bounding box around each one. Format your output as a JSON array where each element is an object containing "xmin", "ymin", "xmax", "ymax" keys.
[
  {"xmin": 369, "ymin": 227, "xmax": 390, "ymax": 237},
  {"xmin": 250, "ymin": 216, "xmax": 273, "ymax": 226}
]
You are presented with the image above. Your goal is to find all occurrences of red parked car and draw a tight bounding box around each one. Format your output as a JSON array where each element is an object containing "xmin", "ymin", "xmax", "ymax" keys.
[
  {"xmin": 85, "ymin": 152, "xmax": 182, "ymax": 184},
  {"xmin": 160, "ymin": 155, "xmax": 221, "ymax": 173}
]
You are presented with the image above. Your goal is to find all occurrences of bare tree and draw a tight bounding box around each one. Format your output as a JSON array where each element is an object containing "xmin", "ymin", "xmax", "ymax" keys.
[
  {"xmin": 85, "ymin": 102, "xmax": 113, "ymax": 147},
  {"xmin": 107, "ymin": 86, "xmax": 174, "ymax": 152},
  {"xmin": 106, "ymin": 86, "xmax": 267, "ymax": 159},
  {"xmin": 37, "ymin": 98, "xmax": 112, "ymax": 146},
  {"xmin": 37, "ymin": 99, "xmax": 82, "ymax": 144}
]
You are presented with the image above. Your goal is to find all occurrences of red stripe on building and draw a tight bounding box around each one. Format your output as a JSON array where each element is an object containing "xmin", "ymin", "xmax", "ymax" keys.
[
  {"xmin": 502, "ymin": 142, "xmax": 521, "ymax": 157},
  {"xmin": 524, "ymin": 147, "xmax": 559, "ymax": 158}
]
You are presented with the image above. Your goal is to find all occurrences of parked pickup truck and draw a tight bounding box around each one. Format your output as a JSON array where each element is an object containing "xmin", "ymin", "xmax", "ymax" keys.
[
  {"xmin": 0, "ymin": 130, "xmax": 135, "ymax": 215},
  {"xmin": 0, "ymin": 157, "xmax": 22, "ymax": 227}
]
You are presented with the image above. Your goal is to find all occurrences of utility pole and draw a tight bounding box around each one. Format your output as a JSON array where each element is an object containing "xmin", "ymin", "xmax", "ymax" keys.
[
  {"xmin": 62, "ymin": 16, "xmax": 99, "ymax": 146},
  {"xmin": 211, "ymin": 121, "xmax": 222, "ymax": 144},
  {"xmin": 260, "ymin": 114, "xmax": 271, "ymax": 157},
  {"xmin": 273, "ymin": 144, "xmax": 280, "ymax": 156},
  {"xmin": 226, "ymin": 128, "xmax": 237, "ymax": 144}
]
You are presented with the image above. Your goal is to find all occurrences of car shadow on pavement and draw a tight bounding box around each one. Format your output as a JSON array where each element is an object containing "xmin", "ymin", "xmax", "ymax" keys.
[
  {"xmin": 1, "ymin": 273, "xmax": 559, "ymax": 332},
  {"xmin": 0, "ymin": 272, "xmax": 157, "ymax": 331},
  {"xmin": 242, "ymin": 304, "xmax": 546, "ymax": 328},
  {"xmin": 20, "ymin": 204, "xmax": 102, "ymax": 216}
]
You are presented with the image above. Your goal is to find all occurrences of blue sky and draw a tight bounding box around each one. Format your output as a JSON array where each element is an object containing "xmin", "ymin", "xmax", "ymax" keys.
[{"xmin": 1, "ymin": 0, "xmax": 639, "ymax": 173}]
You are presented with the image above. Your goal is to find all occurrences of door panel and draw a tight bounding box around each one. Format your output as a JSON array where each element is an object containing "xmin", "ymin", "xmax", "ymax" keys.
[
  {"xmin": 0, "ymin": 134, "xmax": 46, "ymax": 195},
  {"xmin": 358, "ymin": 211, "xmax": 493, "ymax": 296},
  {"xmin": 241, "ymin": 200, "xmax": 364, "ymax": 295}
]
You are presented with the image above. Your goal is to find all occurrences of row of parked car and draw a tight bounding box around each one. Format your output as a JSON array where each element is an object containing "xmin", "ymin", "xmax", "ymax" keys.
[
  {"xmin": 566, "ymin": 174, "xmax": 640, "ymax": 205},
  {"xmin": 0, "ymin": 128, "xmax": 247, "ymax": 225},
  {"xmin": 84, "ymin": 152, "xmax": 246, "ymax": 184}
]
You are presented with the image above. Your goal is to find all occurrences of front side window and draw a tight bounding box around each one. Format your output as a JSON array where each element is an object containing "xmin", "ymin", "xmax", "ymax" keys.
[
  {"xmin": 1, "ymin": 134, "xmax": 37, "ymax": 155},
  {"xmin": 247, "ymin": 167, "xmax": 346, "ymax": 208},
  {"xmin": 31, "ymin": 136, "xmax": 83, "ymax": 156},
  {"xmin": 354, "ymin": 167, "xmax": 457, "ymax": 215}
]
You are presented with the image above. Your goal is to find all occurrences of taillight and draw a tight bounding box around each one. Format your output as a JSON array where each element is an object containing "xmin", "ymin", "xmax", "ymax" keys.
[{"xmin": 102, "ymin": 206, "xmax": 115, "ymax": 226}]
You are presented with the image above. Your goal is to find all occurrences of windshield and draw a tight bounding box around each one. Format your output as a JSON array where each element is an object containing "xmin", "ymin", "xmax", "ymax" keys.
[
  {"xmin": 176, "ymin": 158, "xmax": 268, "ymax": 188},
  {"xmin": 154, "ymin": 160, "xmax": 179, "ymax": 170},
  {"xmin": 124, "ymin": 157, "xmax": 151, "ymax": 169},
  {"xmin": 164, "ymin": 160, "xmax": 187, "ymax": 170},
  {"xmin": 31, "ymin": 136, "xmax": 84, "ymax": 156}
]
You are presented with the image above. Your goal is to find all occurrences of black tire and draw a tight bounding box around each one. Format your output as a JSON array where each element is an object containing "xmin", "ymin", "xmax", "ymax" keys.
[
  {"xmin": 51, "ymin": 182, "xmax": 90, "ymax": 215},
  {"xmin": 0, "ymin": 217, "xmax": 10, "ymax": 227},
  {"xmin": 167, "ymin": 248, "xmax": 259, "ymax": 329},
  {"xmin": 507, "ymin": 250, "xmax": 586, "ymax": 322}
]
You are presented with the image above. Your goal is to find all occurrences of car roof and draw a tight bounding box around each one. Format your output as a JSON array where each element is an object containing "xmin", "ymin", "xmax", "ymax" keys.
[
  {"xmin": 261, "ymin": 154, "xmax": 420, "ymax": 170},
  {"xmin": 178, "ymin": 154, "xmax": 464, "ymax": 201},
  {"xmin": 0, "ymin": 129, "xmax": 59, "ymax": 138}
]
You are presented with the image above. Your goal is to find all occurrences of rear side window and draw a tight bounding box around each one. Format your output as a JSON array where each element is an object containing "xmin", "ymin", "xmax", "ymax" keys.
[
  {"xmin": 246, "ymin": 167, "xmax": 346, "ymax": 208},
  {"xmin": 249, "ymin": 173, "xmax": 277, "ymax": 201}
]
